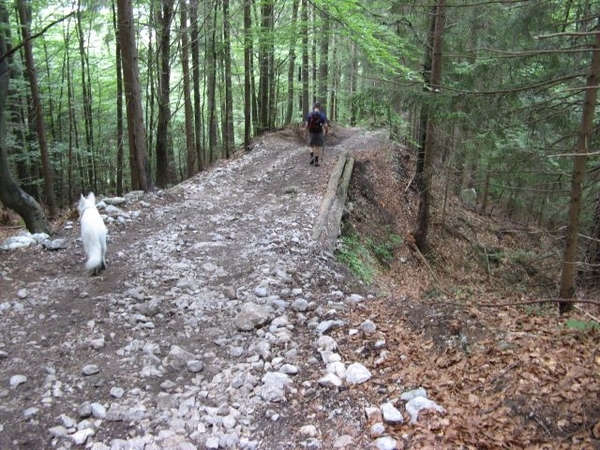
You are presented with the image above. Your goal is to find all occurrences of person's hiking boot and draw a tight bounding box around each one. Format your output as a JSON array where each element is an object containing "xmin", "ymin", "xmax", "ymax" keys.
[
  {"xmin": 310, "ymin": 152, "xmax": 315, "ymax": 165},
  {"xmin": 314, "ymin": 156, "xmax": 320, "ymax": 166}
]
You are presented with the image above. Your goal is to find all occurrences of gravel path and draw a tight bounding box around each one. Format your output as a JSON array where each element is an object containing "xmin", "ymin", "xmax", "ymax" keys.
[{"xmin": 0, "ymin": 129, "xmax": 395, "ymax": 449}]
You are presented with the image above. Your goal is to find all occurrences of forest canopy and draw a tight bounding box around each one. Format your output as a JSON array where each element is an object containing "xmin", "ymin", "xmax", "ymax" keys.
[{"xmin": 0, "ymin": 0, "xmax": 599, "ymax": 299}]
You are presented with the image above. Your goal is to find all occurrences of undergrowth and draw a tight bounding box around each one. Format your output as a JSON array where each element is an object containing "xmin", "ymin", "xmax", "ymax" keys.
[{"xmin": 336, "ymin": 222, "xmax": 403, "ymax": 285}]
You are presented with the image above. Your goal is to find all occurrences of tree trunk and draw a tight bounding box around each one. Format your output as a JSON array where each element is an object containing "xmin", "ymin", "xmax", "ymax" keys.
[
  {"xmin": 66, "ymin": 35, "xmax": 76, "ymax": 201},
  {"xmin": 257, "ymin": 0, "xmax": 273, "ymax": 134},
  {"xmin": 243, "ymin": 0, "xmax": 251, "ymax": 147},
  {"xmin": 144, "ymin": 0, "xmax": 155, "ymax": 177},
  {"xmin": 0, "ymin": 3, "xmax": 49, "ymax": 234},
  {"xmin": 559, "ymin": 28, "xmax": 600, "ymax": 314},
  {"xmin": 190, "ymin": 0, "xmax": 204, "ymax": 170},
  {"xmin": 206, "ymin": 1, "xmax": 218, "ymax": 163},
  {"xmin": 413, "ymin": 4, "xmax": 436, "ymax": 193},
  {"xmin": 117, "ymin": 0, "xmax": 149, "ymax": 191},
  {"xmin": 588, "ymin": 190, "xmax": 600, "ymax": 280},
  {"xmin": 155, "ymin": 0, "xmax": 174, "ymax": 188},
  {"xmin": 300, "ymin": 0, "xmax": 309, "ymax": 119},
  {"xmin": 328, "ymin": 37, "xmax": 338, "ymax": 122},
  {"xmin": 9, "ymin": 62, "xmax": 39, "ymax": 201},
  {"xmin": 284, "ymin": 0, "xmax": 299, "ymax": 125},
  {"xmin": 317, "ymin": 12, "xmax": 329, "ymax": 107},
  {"xmin": 76, "ymin": 0, "xmax": 96, "ymax": 191},
  {"xmin": 349, "ymin": 42, "xmax": 357, "ymax": 126},
  {"xmin": 111, "ymin": 0, "xmax": 125, "ymax": 196},
  {"xmin": 243, "ymin": 0, "xmax": 253, "ymax": 149},
  {"xmin": 414, "ymin": 0, "xmax": 445, "ymax": 252},
  {"xmin": 222, "ymin": 0, "xmax": 234, "ymax": 158},
  {"xmin": 312, "ymin": 151, "xmax": 354, "ymax": 250},
  {"xmin": 16, "ymin": 0, "xmax": 57, "ymax": 217},
  {"xmin": 180, "ymin": 0, "xmax": 196, "ymax": 177}
]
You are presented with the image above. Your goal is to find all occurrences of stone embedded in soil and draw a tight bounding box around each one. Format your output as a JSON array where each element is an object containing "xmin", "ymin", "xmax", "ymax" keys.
[
  {"xmin": 400, "ymin": 386, "xmax": 428, "ymax": 401},
  {"xmin": 318, "ymin": 373, "xmax": 343, "ymax": 387},
  {"xmin": 374, "ymin": 436, "xmax": 398, "ymax": 450},
  {"xmin": 345, "ymin": 362, "xmax": 372, "ymax": 384},
  {"xmin": 316, "ymin": 319, "xmax": 346, "ymax": 334},
  {"xmin": 360, "ymin": 319, "xmax": 377, "ymax": 334},
  {"xmin": 235, "ymin": 302, "xmax": 274, "ymax": 331},
  {"xmin": 317, "ymin": 335, "xmax": 338, "ymax": 351},
  {"xmin": 72, "ymin": 428, "xmax": 95, "ymax": 445},
  {"xmin": 299, "ymin": 424, "xmax": 319, "ymax": 437},
  {"xmin": 405, "ymin": 396, "xmax": 446, "ymax": 424},
  {"xmin": 260, "ymin": 371, "xmax": 291, "ymax": 402},
  {"xmin": 381, "ymin": 402, "xmax": 404, "ymax": 424},
  {"xmin": 81, "ymin": 364, "xmax": 100, "ymax": 376},
  {"xmin": 9, "ymin": 374, "xmax": 26, "ymax": 387},
  {"xmin": 369, "ymin": 422, "xmax": 386, "ymax": 438}
]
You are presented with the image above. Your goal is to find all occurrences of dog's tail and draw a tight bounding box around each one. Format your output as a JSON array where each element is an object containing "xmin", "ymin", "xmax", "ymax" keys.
[
  {"xmin": 85, "ymin": 236, "xmax": 107, "ymax": 273},
  {"xmin": 85, "ymin": 253, "xmax": 104, "ymax": 273}
]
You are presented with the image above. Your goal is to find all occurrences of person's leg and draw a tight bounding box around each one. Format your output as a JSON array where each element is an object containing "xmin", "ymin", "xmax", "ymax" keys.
[
  {"xmin": 308, "ymin": 132, "xmax": 315, "ymax": 164},
  {"xmin": 313, "ymin": 145, "xmax": 323, "ymax": 166}
]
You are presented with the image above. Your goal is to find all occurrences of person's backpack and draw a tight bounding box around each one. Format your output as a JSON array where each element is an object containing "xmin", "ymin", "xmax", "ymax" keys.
[{"xmin": 307, "ymin": 112, "xmax": 323, "ymax": 132}]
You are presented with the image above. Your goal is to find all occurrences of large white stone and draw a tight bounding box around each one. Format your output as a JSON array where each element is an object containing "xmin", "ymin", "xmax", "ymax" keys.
[{"xmin": 345, "ymin": 363, "xmax": 371, "ymax": 384}]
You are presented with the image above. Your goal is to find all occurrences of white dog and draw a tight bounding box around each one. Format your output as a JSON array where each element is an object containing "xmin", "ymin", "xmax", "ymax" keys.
[{"xmin": 77, "ymin": 192, "xmax": 107, "ymax": 275}]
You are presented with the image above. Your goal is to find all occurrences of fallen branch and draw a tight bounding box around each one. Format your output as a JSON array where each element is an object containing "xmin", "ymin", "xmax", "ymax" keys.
[
  {"xmin": 474, "ymin": 361, "xmax": 520, "ymax": 392},
  {"xmin": 475, "ymin": 298, "xmax": 600, "ymax": 307},
  {"xmin": 408, "ymin": 243, "xmax": 453, "ymax": 296},
  {"xmin": 1, "ymin": 12, "xmax": 76, "ymax": 64},
  {"xmin": 406, "ymin": 297, "xmax": 600, "ymax": 309},
  {"xmin": 574, "ymin": 305, "xmax": 600, "ymax": 324}
]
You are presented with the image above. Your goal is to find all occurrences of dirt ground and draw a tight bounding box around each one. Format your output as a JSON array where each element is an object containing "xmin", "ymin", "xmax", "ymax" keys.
[{"xmin": 1, "ymin": 126, "xmax": 599, "ymax": 450}]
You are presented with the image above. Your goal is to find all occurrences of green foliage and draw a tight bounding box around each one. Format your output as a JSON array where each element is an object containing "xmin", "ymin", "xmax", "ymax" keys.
[
  {"xmin": 423, "ymin": 286, "xmax": 444, "ymax": 301},
  {"xmin": 367, "ymin": 232, "xmax": 402, "ymax": 266},
  {"xmin": 522, "ymin": 303, "xmax": 555, "ymax": 317},
  {"xmin": 337, "ymin": 221, "xmax": 402, "ymax": 283},
  {"xmin": 508, "ymin": 250, "xmax": 535, "ymax": 267},
  {"xmin": 336, "ymin": 232, "xmax": 375, "ymax": 285},
  {"xmin": 564, "ymin": 319, "xmax": 600, "ymax": 331}
]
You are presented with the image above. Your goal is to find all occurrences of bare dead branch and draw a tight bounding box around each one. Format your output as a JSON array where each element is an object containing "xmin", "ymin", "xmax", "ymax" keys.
[
  {"xmin": 475, "ymin": 298, "xmax": 600, "ymax": 307},
  {"xmin": 0, "ymin": 12, "xmax": 76, "ymax": 64}
]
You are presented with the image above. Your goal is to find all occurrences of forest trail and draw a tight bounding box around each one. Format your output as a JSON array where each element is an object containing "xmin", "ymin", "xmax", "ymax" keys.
[
  {"xmin": 1, "ymin": 126, "xmax": 599, "ymax": 450},
  {"xmin": 0, "ymin": 127, "xmax": 391, "ymax": 449}
]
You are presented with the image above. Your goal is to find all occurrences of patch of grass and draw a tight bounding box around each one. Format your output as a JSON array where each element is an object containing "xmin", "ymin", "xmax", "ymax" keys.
[
  {"xmin": 423, "ymin": 286, "xmax": 445, "ymax": 300},
  {"xmin": 448, "ymin": 285, "xmax": 474, "ymax": 301},
  {"xmin": 336, "ymin": 234, "xmax": 375, "ymax": 285},
  {"xmin": 564, "ymin": 318, "xmax": 600, "ymax": 331},
  {"xmin": 337, "ymin": 223, "xmax": 402, "ymax": 284},
  {"xmin": 522, "ymin": 303, "xmax": 555, "ymax": 317},
  {"xmin": 368, "ymin": 232, "xmax": 402, "ymax": 266},
  {"xmin": 508, "ymin": 250, "xmax": 538, "ymax": 276}
]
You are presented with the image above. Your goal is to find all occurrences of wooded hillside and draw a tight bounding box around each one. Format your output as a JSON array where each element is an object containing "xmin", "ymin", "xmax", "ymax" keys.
[{"xmin": 1, "ymin": 1, "xmax": 599, "ymax": 304}]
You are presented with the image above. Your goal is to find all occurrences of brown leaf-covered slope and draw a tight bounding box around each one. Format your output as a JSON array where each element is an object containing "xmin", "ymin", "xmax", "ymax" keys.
[{"xmin": 343, "ymin": 141, "xmax": 600, "ymax": 449}]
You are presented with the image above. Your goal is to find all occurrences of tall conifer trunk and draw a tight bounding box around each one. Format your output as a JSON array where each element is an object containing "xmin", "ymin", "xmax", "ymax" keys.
[
  {"xmin": 243, "ymin": 0, "xmax": 252, "ymax": 149},
  {"xmin": 180, "ymin": 0, "xmax": 196, "ymax": 177},
  {"xmin": 16, "ymin": 0, "xmax": 57, "ymax": 217},
  {"xmin": 117, "ymin": 0, "xmax": 149, "ymax": 191},
  {"xmin": 223, "ymin": 0, "xmax": 234, "ymax": 157},
  {"xmin": 559, "ymin": 27, "xmax": 600, "ymax": 314},
  {"xmin": 413, "ymin": 0, "xmax": 445, "ymax": 252},
  {"xmin": 155, "ymin": 0, "xmax": 174, "ymax": 187},
  {"xmin": 0, "ymin": 3, "xmax": 49, "ymax": 233}
]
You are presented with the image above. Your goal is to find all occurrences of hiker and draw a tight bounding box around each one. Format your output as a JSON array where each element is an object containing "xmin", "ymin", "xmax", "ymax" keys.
[{"xmin": 305, "ymin": 102, "xmax": 329, "ymax": 166}]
